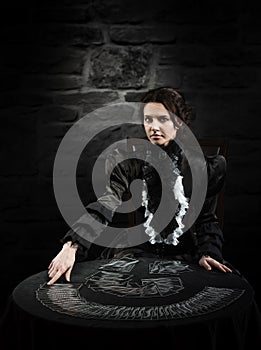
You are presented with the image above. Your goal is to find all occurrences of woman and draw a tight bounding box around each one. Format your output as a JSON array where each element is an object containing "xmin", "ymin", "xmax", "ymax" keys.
[{"xmin": 47, "ymin": 87, "xmax": 232, "ymax": 285}]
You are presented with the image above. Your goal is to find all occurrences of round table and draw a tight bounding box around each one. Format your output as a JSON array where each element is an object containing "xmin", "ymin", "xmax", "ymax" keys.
[{"xmin": 2, "ymin": 258, "xmax": 261, "ymax": 349}]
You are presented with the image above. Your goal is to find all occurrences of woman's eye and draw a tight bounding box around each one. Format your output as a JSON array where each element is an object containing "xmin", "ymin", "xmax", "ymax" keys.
[
  {"xmin": 144, "ymin": 116, "xmax": 152, "ymax": 123},
  {"xmin": 159, "ymin": 116, "xmax": 169, "ymax": 122}
]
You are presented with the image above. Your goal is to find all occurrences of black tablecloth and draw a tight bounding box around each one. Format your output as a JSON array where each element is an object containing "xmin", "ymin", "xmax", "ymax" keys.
[{"xmin": 1, "ymin": 258, "xmax": 261, "ymax": 350}]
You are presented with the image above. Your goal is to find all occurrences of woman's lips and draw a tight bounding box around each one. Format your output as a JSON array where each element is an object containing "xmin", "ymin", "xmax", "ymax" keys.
[{"xmin": 151, "ymin": 135, "xmax": 163, "ymax": 139}]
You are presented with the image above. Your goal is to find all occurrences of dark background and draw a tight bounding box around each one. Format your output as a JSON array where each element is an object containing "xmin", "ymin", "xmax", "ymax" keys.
[{"xmin": 1, "ymin": 0, "xmax": 261, "ymax": 316}]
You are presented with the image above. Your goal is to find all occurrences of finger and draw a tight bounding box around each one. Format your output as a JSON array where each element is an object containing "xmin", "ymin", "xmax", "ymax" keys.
[
  {"xmin": 216, "ymin": 264, "xmax": 227, "ymax": 273},
  {"xmin": 65, "ymin": 267, "xmax": 72, "ymax": 282},
  {"xmin": 223, "ymin": 265, "xmax": 232, "ymax": 272},
  {"xmin": 48, "ymin": 265, "xmax": 55, "ymax": 276},
  {"xmin": 48, "ymin": 264, "xmax": 59, "ymax": 277},
  {"xmin": 211, "ymin": 261, "xmax": 231, "ymax": 273},
  {"xmin": 48, "ymin": 268, "xmax": 59, "ymax": 278},
  {"xmin": 48, "ymin": 261, "xmax": 54, "ymax": 269},
  {"xmin": 47, "ymin": 270, "xmax": 63, "ymax": 286},
  {"xmin": 202, "ymin": 260, "xmax": 212, "ymax": 271},
  {"xmin": 220, "ymin": 264, "xmax": 232, "ymax": 273}
]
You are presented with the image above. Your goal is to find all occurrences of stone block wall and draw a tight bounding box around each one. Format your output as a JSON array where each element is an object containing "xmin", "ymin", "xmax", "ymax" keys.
[{"xmin": 1, "ymin": 0, "xmax": 260, "ymax": 313}]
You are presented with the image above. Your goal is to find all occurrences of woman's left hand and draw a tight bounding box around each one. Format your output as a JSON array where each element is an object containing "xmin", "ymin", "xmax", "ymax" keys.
[{"xmin": 199, "ymin": 255, "xmax": 232, "ymax": 273}]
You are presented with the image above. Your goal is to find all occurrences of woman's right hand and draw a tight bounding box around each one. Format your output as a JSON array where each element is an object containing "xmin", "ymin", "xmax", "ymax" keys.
[{"xmin": 47, "ymin": 241, "xmax": 78, "ymax": 285}]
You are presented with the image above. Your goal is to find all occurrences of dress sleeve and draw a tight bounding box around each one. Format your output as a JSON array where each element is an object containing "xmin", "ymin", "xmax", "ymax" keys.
[
  {"xmin": 194, "ymin": 155, "xmax": 226, "ymax": 262},
  {"xmin": 60, "ymin": 150, "xmax": 130, "ymax": 261}
]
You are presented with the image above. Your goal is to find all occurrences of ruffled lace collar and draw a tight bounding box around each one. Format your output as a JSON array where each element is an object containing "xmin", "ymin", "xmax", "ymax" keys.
[{"xmin": 141, "ymin": 140, "xmax": 189, "ymax": 246}]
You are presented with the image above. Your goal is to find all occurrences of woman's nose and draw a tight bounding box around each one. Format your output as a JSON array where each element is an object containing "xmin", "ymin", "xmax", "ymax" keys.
[{"xmin": 151, "ymin": 121, "xmax": 160, "ymax": 130}]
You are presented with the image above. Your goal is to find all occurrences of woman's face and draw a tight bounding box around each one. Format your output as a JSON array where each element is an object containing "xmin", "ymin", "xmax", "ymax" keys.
[{"xmin": 143, "ymin": 102, "xmax": 177, "ymax": 147}]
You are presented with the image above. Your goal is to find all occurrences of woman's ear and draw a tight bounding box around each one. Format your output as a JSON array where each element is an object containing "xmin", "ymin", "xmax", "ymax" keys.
[{"xmin": 174, "ymin": 116, "xmax": 183, "ymax": 129}]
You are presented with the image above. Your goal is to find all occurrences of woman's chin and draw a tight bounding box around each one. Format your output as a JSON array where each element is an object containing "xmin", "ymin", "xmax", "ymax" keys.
[
  {"xmin": 150, "ymin": 137, "xmax": 164, "ymax": 144},
  {"xmin": 150, "ymin": 139, "xmax": 170, "ymax": 147}
]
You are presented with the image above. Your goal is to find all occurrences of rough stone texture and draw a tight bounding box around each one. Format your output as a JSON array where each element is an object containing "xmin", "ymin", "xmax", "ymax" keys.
[
  {"xmin": 110, "ymin": 25, "xmax": 176, "ymax": 44},
  {"xmin": 54, "ymin": 91, "xmax": 119, "ymax": 113},
  {"xmin": 89, "ymin": 47, "xmax": 151, "ymax": 88},
  {"xmin": 125, "ymin": 91, "xmax": 147, "ymax": 102},
  {"xmin": 22, "ymin": 75, "xmax": 83, "ymax": 91}
]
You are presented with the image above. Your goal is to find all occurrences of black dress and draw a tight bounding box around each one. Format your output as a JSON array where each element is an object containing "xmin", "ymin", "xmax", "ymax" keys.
[
  {"xmin": 1, "ymin": 141, "xmax": 261, "ymax": 350},
  {"xmin": 61, "ymin": 140, "xmax": 229, "ymax": 266}
]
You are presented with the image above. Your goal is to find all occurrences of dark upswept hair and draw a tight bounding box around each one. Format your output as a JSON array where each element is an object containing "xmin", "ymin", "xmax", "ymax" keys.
[{"xmin": 140, "ymin": 87, "xmax": 193, "ymax": 127}]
